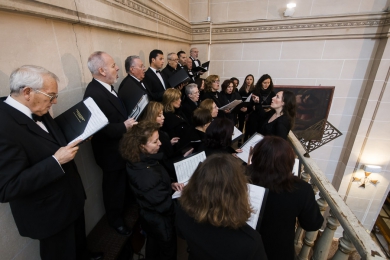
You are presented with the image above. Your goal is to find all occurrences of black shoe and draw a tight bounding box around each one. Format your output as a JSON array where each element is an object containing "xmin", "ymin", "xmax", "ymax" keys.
[
  {"xmin": 114, "ymin": 225, "xmax": 132, "ymax": 236},
  {"xmin": 90, "ymin": 252, "xmax": 104, "ymax": 260}
]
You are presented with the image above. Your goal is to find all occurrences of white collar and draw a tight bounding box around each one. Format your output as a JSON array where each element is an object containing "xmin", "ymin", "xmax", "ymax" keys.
[
  {"xmin": 4, "ymin": 95, "xmax": 34, "ymax": 119},
  {"xmin": 130, "ymin": 74, "xmax": 141, "ymax": 82},
  {"xmin": 95, "ymin": 78, "xmax": 113, "ymax": 93}
]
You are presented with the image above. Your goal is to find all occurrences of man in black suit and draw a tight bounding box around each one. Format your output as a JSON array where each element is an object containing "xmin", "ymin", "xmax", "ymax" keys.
[
  {"xmin": 143, "ymin": 49, "xmax": 169, "ymax": 101},
  {"xmin": 0, "ymin": 65, "xmax": 100, "ymax": 259},
  {"xmin": 118, "ymin": 55, "xmax": 150, "ymax": 118},
  {"xmin": 181, "ymin": 83, "xmax": 200, "ymax": 123},
  {"xmin": 190, "ymin": 47, "xmax": 204, "ymax": 79},
  {"xmin": 83, "ymin": 51, "xmax": 137, "ymax": 236},
  {"xmin": 177, "ymin": 50, "xmax": 187, "ymax": 69},
  {"xmin": 162, "ymin": 52, "xmax": 179, "ymax": 80}
]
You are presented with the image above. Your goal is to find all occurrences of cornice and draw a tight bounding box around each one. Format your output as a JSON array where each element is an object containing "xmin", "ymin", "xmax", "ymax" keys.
[
  {"xmin": 110, "ymin": 0, "xmax": 191, "ymax": 34},
  {"xmin": 191, "ymin": 13, "xmax": 390, "ymax": 43}
]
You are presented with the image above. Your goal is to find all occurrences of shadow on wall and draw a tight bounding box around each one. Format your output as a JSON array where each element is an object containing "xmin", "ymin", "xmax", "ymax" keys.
[{"xmin": 0, "ymin": 70, "xmax": 9, "ymax": 97}]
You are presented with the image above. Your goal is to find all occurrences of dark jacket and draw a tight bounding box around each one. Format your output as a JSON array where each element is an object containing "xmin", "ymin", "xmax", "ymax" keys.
[
  {"xmin": 162, "ymin": 64, "xmax": 178, "ymax": 82},
  {"xmin": 143, "ymin": 68, "xmax": 169, "ymax": 101},
  {"xmin": 0, "ymin": 101, "xmax": 85, "ymax": 239},
  {"xmin": 251, "ymin": 177, "xmax": 324, "ymax": 260},
  {"xmin": 175, "ymin": 202, "xmax": 268, "ymax": 260},
  {"xmin": 83, "ymin": 79, "xmax": 127, "ymax": 171},
  {"xmin": 181, "ymin": 97, "xmax": 198, "ymax": 125},
  {"xmin": 126, "ymin": 153, "xmax": 174, "ymax": 242}
]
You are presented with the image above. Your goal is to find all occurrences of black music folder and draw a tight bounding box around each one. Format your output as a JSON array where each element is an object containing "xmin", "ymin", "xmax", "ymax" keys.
[
  {"xmin": 55, "ymin": 97, "xmax": 108, "ymax": 144},
  {"xmin": 121, "ymin": 84, "xmax": 149, "ymax": 119},
  {"xmin": 192, "ymin": 61, "xmax": 210, "ymax": 73},
  {"xmin": 168, "ymin": 68, "xmax": 192, "ymax": 88}
]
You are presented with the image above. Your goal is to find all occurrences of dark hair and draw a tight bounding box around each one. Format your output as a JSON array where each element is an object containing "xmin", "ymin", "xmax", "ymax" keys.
[
  {"xmin": 149, "ymin": 49, "xmax": 163, "ymax": 64},
  {"xmin": 204, "ymin": 118, "xmax": 233, "ymax": 149},
  {"xmin": 221, "ymin": 79, "xmax": 234, "ymax": 93},
  {"xmin": 193, "ymin": 108, "xmax": 212, "ymax": 127},
  {"xmin": 239, "ymin": 74, "xmax": 255, "ymax": 92},
  {"xmin": 120, "ymin": 121, "xmax": 161, "ymax": 163},
  {"xmin": 177, "ymin": 50, "xmax": 186, "ymax": 58},
  {"xmin": 281, "ymin": 90, "xmax": 296, "ymax": 128},
  {"xmin": 248, "ymin": 136, "xmax": 298, "ymax": 193},
  {"xmin": 230, "ymin": 77, "xmax": 240, "ymax": 90},
  {"xmin": 255, "ymin": 74, "xmax": 274, "ymax": 92},
  {"xmin": 180, "ymin": 154, "xmax": 252, "ymax": 229},
  {"xmin": 124, "ymin": 55, "xmax": 139, "ymax": 72}
]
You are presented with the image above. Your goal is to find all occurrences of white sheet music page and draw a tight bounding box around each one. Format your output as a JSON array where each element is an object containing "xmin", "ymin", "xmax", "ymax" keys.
[
  {"xmin": 245, "ymin": 93, "xmax": 252, "ymax": 102},
  {"xmin": 172, "ymin": 152, "xmax": 207, "ymax": 199},
  {"xmin": 218, "ymin": 99, "xmax": 242, "ymax": 111},
  {"xmin": 236, "ymin": 134, "xmax": 264, "ymax": 163},
  {"xmin": 232, "ymin": 126, "xmax": 243, "ymax": 141},
  {"xmin": 293, "ymin": 158, "xmax": 299, "ymax": 176},
  {"xmin": 247, "ymin": 184, "xmax": 266, "ymax": 229},
  {"xmin": 68, "ymin": 97, "xmax": 109, "ymax": 144}
]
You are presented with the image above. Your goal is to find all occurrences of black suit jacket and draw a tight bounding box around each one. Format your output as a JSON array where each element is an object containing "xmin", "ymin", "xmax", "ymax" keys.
[
  {"xmin": 181, "ymin": 97, "xmax": 198, "ymax": 124},
  {"xmin": 83, "ymin": 79, "xmax": 127, "ymax": 171},
  {"xmin": 143, "ymin": 68, "xmax": 169, "ymax": 101},
  {"xmin": 118, "ymin": 74, "xmax": 151, "ymax": 117},
  {"xmin": 0, "ymin": 101, "xmax": 85, "ymax": 239},
  {"xmin": 161, "ymin": 64, "xmax": 177, "ymax": 81},
  {"xmin": 190, "ymin": 56, "xmax": 201, "ymax": 69}
]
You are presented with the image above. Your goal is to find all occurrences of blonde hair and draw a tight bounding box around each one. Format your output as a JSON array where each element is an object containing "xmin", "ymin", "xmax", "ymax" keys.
[
  {"xmin": 162, "ymin": 88, "xmax": 182, "ymax": 113},
  {"xmin": 199, "ymin": 99, "xmax": 215, "ymax": 116},
  {"xmin": 141, "ymin": 101, "xmax": 164, "ymax": 123},
  {"xmin": 204, "ymin": 74, "xmax": 219, "ymax": 92}
]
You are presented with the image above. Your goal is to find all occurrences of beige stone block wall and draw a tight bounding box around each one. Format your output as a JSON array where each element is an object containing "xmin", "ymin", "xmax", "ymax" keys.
[
  {"xmin": 190, "ymin": 0, "xmax": 388, "ymax": 23},
  {"xmin": 0, "ymin": 0, "xmax": 190, "ymax": 257}
]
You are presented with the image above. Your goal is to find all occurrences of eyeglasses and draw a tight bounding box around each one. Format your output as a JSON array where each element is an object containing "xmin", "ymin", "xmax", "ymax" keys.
[
  {"xmin": 213, "ymin": 80, "xmax": 220, "ymax": 83},
  {"xmin": 191, "ymin": 91, "xmax": 200, "ymax": 95},
  {"xmin": 34, "ymin": 89, "xmax": 58, "ymax": 102},
  {"xmin": 132, "ymin": 65, "xmax": 146, "ymax": 70}
]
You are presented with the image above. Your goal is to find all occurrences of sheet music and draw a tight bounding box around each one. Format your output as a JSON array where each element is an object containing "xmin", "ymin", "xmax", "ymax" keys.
[
  {"xmin": 293, "ymin": 158, "xmax": 299, "ymax": 176},
  {"xmin": 245, "ymin": 93, "xmax": 252, "ymax": 102},
  {"xmin": 236, "ymin": 134, "xmax": 264, "ymax": 163},
  {"xmin": 129, "ymin": 94, "xmax": 149, "ymax": 120},
  {"xmin": 68, "ymin": 97, "xmax": 109, "ymax": 144},
  {"xmin": 232, "ymin": 126, "xmax": 243, "ymax": 141},
  {"xmin": 218, "ymin": 99, "xmax": 242, "ymax": 110},
  {"xmin": 174, "ymin": 152, "xmax": 206, "ymax": 184},
  {"xmin": 247, "ymin": 184, "xmax": 266, "ymax": 229}
]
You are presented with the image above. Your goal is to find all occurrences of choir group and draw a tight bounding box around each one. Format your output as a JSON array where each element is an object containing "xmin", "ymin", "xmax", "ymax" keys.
[{"xmin": 0, "ymin": 47, "xmax": 324, "ymax": 260}]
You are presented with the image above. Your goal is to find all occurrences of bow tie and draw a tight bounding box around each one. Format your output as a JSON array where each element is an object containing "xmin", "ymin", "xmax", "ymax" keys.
[
  {"xmin": 156, "ymin": 70, "xmax": 161, "ymax": 74},
  {"xmin": 32, "ymin": 114, "xmax": 43, "ymax": 122}
]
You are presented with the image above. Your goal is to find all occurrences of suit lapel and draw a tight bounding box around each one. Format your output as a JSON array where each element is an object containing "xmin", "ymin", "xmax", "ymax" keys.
[
  {"xmin": 93, "ymin": 79, "xmax": 127, "ymax": 118},
  {"xmin": 147, "ymin": 68, "xmax": 165, "ymax": 90},
  {"xmin": 43, "ymin": 114, "xmax": 67, "ymax": 146}
]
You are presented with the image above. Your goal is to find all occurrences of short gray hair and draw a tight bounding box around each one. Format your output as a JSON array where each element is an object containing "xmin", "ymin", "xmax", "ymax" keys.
[
  {"xmin": 185, "ymin": 83, "xmax": 198, "ymax": 95},
  {"xmin": 167, "ymin": 52, "xmax": 176, "ymax": 60},
  {"xmin": 87, "ymin": 51, "xmax": 106, "ymax": 75},
  {"xmin": 125, "ymin": 55, "xmax": 140, "ymax": 72},
  {"xmin": 9, "ymin": 65, "xmax": 59, "ymax": 94}
]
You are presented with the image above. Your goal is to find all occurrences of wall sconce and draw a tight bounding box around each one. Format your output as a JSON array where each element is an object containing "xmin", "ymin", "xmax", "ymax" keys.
[
  {"xmin": 353, "ymin": 165, "xmax": 381, "ymax": 188},
  {"xmin": 284, "ymin": 3, "xmax": 296, "ymax": 17}
]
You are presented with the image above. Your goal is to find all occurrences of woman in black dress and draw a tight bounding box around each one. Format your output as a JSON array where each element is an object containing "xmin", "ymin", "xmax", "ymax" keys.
[
  {"xmin": 203, "ymin": 75, "xmax": 230, "ymax": 117},
  {"xmin": 246, "ymin": 90, "xmax": 296, "ymax": 140},
  {"xmin": 237, "ymin": 74, "xmax": 255, "ymax": 132},
  {"xmin": 220, "ymin": 79, "xmax": 241, "ymax": 123},
  {"xmin": 120, "ymin": 121, "xmax": 182, "ymax": 260},
  {"xmin": 176, "ymin": 153, "xmax": 268, "ymax": 260},
  {"xmin": 247, "ymin": 136, "xmax": 323, "ymax": 260}
]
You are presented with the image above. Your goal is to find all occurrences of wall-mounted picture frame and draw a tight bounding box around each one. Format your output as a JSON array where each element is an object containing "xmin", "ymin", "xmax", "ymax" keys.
[{"xmin": 273, "ymin": 85, "xmax": 335, "ymax": 140}]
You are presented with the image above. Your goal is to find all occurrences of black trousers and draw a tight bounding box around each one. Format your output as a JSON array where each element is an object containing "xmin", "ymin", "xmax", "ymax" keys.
[
  {"xmin": 145, "ymin": 232, "xmax": 177, "ymax": 260},
  {"xmin": 39, "ymin": 212, "xmax": 87, "ymax": 260},
  {"xmin": 102, "ymin": 168, "xmax": 128, "ymax": 227}
]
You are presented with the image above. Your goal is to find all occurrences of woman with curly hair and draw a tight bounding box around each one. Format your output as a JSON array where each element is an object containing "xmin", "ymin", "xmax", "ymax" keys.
[
  {"xmin": 176, "ymin": 153, "xmax": 267, "ymax": 260},
  {"xmin": 203, "ymin": 74, "xmax": 230, "ymax": 117},
  {"xmin": 247, "ymin": 136, "xmax": 323, "ymax": 260},
  {"xmin": 120, "ymin": 121, "xmax": 182, "ymax": 260}
]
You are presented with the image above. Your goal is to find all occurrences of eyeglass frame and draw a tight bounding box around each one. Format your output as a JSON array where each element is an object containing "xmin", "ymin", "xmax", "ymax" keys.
[{"xmin": 34, "ymin": 89, "xmax": 58, "ymax": 102}]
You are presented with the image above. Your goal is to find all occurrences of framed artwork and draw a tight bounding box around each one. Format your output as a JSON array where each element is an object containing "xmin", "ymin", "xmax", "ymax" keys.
[{"xmin": 273, "ymin": 85, "xmax": 335, "ymax": 140}]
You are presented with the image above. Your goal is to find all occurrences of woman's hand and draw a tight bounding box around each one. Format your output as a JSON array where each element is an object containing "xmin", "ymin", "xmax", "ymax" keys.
[
  {"xmin": 252, "ymin": 94, "xmax": 260, "ymax": 103},
  {"xmin": 171, "ymin": 182, "xmax": 184, "ymax": 191},
  {"xmin": 183, "ymin": 148, "xmax": 194, "ymax": 157},
  {"xmin": 240, "ymin": 107, "xmax": 247, "ymax": 112},
  {"xmin": 224, "ymin": 109, "xmax": 231, "ymax": 114},
  {"xmin": 170, "ymin": 137, "xmax": 180, "ymax": 145},
  {"xmin": 232, "ymin": 148, "xmax": 243, "ymax": 158}
]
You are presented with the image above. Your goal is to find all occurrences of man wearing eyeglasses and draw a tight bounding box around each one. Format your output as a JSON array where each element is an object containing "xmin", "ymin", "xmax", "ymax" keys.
[
  {"xmin": 162, "ymin": 52, "xmax": 179, "ymax": 80},
  {"xmin": 118, "ymin": 55, "xmax": 151, "ymax": 117},
  {"xmin": 0, "ymin": 65, "xmax": 101, "ymax": 259}
]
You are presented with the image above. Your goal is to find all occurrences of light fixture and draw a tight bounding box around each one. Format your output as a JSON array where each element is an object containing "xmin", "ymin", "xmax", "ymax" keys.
[
  {"xmin": 284, "ymin": 3, "xmax": 296, "ymax": 17},
  {"xmin": 353, "ymin": 165, "xmax": 381, "ymax": 188}
]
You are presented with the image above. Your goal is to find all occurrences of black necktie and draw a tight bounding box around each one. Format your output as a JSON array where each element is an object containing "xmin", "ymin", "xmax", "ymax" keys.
[{"xmin": 32, "ymin": 114, "xmax": 43, "ymax": 122}]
